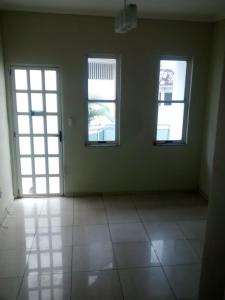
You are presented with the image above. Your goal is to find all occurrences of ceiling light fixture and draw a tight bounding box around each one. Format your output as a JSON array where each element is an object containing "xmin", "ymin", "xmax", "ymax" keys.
[{"xmin": 115, "ymin": 0, "xmax": 138, "ymax": 33}]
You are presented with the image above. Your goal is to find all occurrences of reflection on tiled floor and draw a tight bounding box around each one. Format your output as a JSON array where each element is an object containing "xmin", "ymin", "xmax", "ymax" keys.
[{"xmin": 0, "ymin": 194, "xmax": 207, "ymax": 299}]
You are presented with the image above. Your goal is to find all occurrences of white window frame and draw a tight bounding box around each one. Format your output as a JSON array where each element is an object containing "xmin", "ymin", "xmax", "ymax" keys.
[
  {"xmin": 154, "ymin": 56, "xmax": 192, "ymax": 145},
  {"xmin": 85, "ymin": 54, "xmax": 121, "ymax": 146}
]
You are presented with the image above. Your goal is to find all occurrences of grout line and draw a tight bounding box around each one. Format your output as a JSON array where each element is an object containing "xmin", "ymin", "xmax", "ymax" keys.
[
  {"xmin": 160, "ymin": 264, "xmax": 178, "ymax": 300},
  {"xmin": 175, "ymin": 220, "xmax": 202, "ymax": 262},
  {"xmin": 133, "ymin": 195, "xmax": 178, "ymax": 300},
  {"xmin": 16, "ymin": 198, "xmax": 46, "ymax": 299},
  {"xmin": 103, "ymin": 194, "xmax": 125, "ymax": 300}
]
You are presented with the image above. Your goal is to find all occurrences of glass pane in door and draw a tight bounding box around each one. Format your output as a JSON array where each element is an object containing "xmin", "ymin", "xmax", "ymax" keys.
[
  {"xmin": 18, "ymin": 116, "xmax": 30, "ymax": 134},
  {"xmin": 20, "ymin": 157, "xmax": 32, "ymax": 175},
  {"xmin": 32, "ymin": 116, "xmax": 44, "ymax": 134},
  {"xmin": 48, "ymin": 157, "xmax": 59, "ymax": 174},
  {"xmin": 16, "ymin": 93, "xmax": 29, "ymax": 112},
  {"xmin": 33, "ymin": 137, "xmax": 45, "ymax": 155},
  {"xmin": 34, "ymin": 157, "xmax": 46, "ymax": 175},
  {"xmin": 19, "ymin": 137, "xmax": 31, "ymax": 155},
  {"xmin": 35, "ymin": 177, "xmax": 47, "ymax": 194},
  {"xmin": 49, "ymin": 177, "xmax": 60, "ymax": 194},
  {"xmin": 22, "ymin": 177, "xmax": 33, "ymax": 194},
  {"xmin": 31, "ymin": 93, "xmax": 43, "ymax": 112}
]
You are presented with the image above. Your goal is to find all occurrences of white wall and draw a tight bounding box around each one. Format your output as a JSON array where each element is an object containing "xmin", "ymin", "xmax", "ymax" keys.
[
  {"xmin": 1, "ymin": 12, "xmax": 212, "ymax": 194},
  {"xmin": 200, "ymin": 20, "xmax": 225, "ymax": 198},
  {"xmin": 0, "ymin": 28, "xmax": 14, "ymax": 217}
]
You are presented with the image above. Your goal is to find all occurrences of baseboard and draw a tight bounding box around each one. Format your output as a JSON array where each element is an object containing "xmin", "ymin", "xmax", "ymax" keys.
[{"xmin": 65, "ymin": 189, "xmax": 201, "ymax": 198}]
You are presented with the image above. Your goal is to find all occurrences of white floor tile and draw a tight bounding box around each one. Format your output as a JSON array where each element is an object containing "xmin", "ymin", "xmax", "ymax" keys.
[
  {"xmin": 38, "ymin": 211, "xmax": 73, "ymax": 228},
  {"xmin": 12, "ymin": 198, "xmax": 44, "ymax": 216},
  {"xmin": 152, "ymin": 239, "xmax": 198, "ymax": 266},
  {"xmin": 26, "ymin": 246, "xmax": 72, "ymax": 274},
  {"xmin": 73, "ymin": 224, "xmax": 111, "ymax": 245},
  {"xmin": 3, "ymin": 215, "xmax": 39, "ymax": 231},
  {"xmin": 138, "ymin": 207, "xmax": 174, "ymax": 222},
  {"xmin": 18, "ymin": 272, "xmax": 71, "ymax": 300},
  {"xmin": 109, "ymin": 223, "xmax": 149, "ymax": 243},
  {"xmin": 164, "ymin": 264, "xmax": 201, "ymax": 299},
  {"xmin": 107, "ymin": 207, "xmax": 140, "ymax": 223},
  {"xmin": 178, "ymin": 220, "xmax": 206, "ymax": 239},
  {"xmin": 187, "ymin": 239, "xmax": 204, "ymax": 259},
  {"xmin": 72, "ymin": 270, "xmax": 123, "ymax": 300},
  {"xmin": 0, "ymin": 225, "xmax": 35, "ymax": 250},
  {"xmin": 32, "ymin": 226, "xmax": 73, "ymax": 250},
  {"xmin": 74, "ymin": 197, "xmax": 104, "ymax": 210},
  {"xmin": 73, "ymin": 242, "xmax": 116, "ymax": 271},
  {"xmin": 74, "ymin": 208, "xmax": 107, "ymax": 225},
  {"xmin": 119, "ymin": 267, "xmax": 175, "ymax": 300},
  {"xmin": 113, "ymin": 242, "xmax": 160, "ymax": 268},
  {"xmin": 144, "ymin": 222, "xmax": 185, "ymax": 241},
  {"xmin": 104, "ymin": 195, "xmax": 135, "ymax": 209},
  {"xmin": 41, "ymin": 197, "xmax": 74, "ymax": 215},
  {"xmin": 0, "ymin": 249, "xmax": 28, "ymax": 278}
]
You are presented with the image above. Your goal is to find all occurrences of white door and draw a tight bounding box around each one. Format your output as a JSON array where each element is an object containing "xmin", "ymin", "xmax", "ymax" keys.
[{"xmin": 12, "ymin": 67, "xmax": 63, "ymax": 196}]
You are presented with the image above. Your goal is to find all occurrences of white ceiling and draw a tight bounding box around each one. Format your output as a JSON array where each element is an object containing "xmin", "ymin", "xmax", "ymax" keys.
[{"xmin": 0, "ymin": 0, "xmax": 224, "ymax": 22}]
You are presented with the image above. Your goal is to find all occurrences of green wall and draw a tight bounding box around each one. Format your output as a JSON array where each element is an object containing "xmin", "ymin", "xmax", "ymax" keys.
[
  {"xmin": 1, "ymin": 12, "xmax": 213, "ymax": 194},
  {"xmin": 200, "ymin": 20, "xmax": 225, "ymax": 197},
  {"xmin": 0, "ymin": 28, "xmax": 13, "ymax": 216}
]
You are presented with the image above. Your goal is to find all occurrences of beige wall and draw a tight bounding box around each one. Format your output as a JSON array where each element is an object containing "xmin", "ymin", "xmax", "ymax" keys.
[
  {"xmin": 1, "ymin": 12, "xmax": 212, "ymax": 194},
  {"xmin": 200, "ymin": 20, "xmax": 225, "ymax": 198},
  {"xmin": 0, "ymin": 28, "xmax": 13, "ymax": 217}
]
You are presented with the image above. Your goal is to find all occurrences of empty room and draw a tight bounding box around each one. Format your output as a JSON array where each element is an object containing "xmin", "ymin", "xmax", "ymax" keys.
[{"xmin": 0, "ymin": 0, "xmax": 225, "ymax": 299}]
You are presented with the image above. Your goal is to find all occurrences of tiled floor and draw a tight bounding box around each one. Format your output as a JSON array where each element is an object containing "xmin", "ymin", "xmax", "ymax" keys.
[{"xmin": 0, "ymin": 193, "xmax": 207, "ymax": 300}]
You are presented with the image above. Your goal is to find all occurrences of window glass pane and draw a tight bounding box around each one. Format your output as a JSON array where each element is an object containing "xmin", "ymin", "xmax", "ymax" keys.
[
  {"xmin": 88, "ymin": 58, "xmax": 116, "ymax": 100},
  {"xmin": 33, "ymin": 137, "xmax": 45, "ymax": 155},
  {"xmin": 30, "ymin": 70, "xmax": 42, "ymax": 90},
  {"xmin": 48, "ymin": 157, "xmax": 59, "ymax": 174},
  {"xmin": 16, "ymin": 93, "xmax": 29, "ymax": 112},
  {"xmin": 45, "ymin": 71, "xmax": 57, "ymax": 91},
  {"xmin": 46, "ymin": 93, "xmax": 57, "ymax": 112},
  {"xmin": 156, "ymin": 103, "xmax": 184, "ymax": 141},
  {"xmin": 88, "ymin": 102, "xmax": 115, "ymax": 142},
  {"xmin": 15, "ymin": 69, "xmax": 27, "ymax": 90},
  {"xmin": 47, "ymin": 116, "xmax": 58, "ymax": 134},
  {"xmin": 49, "ymin": 177, "xmax": 60, "ymax": 194},
  {"xmin": 18, "ymin": 115, "xmax": 30, "ymax": 134},
  {"xmin": 22, "ymin": 177, "xmax": 33, "ymax": 194},
  {"xmin": 19, "ymin": 137, "xmax": 31, "ymax": 155},
  {"xmin": 159, "ymin": 60, "xmax": 187, "ymax": 101},
  {"xmin": 35, "ymin": 177, "xmax": 47, "ymax": 194},
  {"xmin": 48, "ymin": 137, "xmax": 59, "ymax": 154},
  {"xmin": 31, "ymin": 93, "xmax": 43, "ymax": 112},
  {"xmin": 34, "ymin": 157, "xmax": 46, "ymax": 175},
  {"xmin": 20, "ymin": 157, "xmax": 32, "ymax": 175},
  {"xmin": 32, "ymin": 116, "xmax": 44, "ymax": 134}
]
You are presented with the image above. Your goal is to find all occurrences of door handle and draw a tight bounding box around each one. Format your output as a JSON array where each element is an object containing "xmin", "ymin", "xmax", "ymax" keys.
[{"xmin": 58, "ymin": 130, "xmax": 63, "ymax": 142}]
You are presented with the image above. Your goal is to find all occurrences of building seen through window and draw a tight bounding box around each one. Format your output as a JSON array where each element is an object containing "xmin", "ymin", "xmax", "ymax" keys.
[{"xmin": 156, "ymin": 59, "xmax": 190, "ymax": 142}]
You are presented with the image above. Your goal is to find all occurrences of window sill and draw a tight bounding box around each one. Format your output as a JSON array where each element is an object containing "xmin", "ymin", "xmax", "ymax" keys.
[
  {"xmin": 85, "ymin": 142, "xmax": 120, "ymax": 147},
  {"xmin": 153, "ymin": 140, "xmax": 187, "ymax": 146}
]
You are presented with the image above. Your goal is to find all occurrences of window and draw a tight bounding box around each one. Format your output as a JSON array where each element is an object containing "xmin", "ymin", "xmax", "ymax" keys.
[
  {"xmin": 87, "ymin": 56, "xmax": 120, "ymax": 144},
  {"xmin": 155, "ymin": 57, "xmax": 192, "ymax": 144}
]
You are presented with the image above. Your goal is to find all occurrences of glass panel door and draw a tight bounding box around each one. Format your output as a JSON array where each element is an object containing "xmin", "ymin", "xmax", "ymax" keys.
[{"xmin": 12, "ymin": 67, "xmax": 63, "ymax": 196}]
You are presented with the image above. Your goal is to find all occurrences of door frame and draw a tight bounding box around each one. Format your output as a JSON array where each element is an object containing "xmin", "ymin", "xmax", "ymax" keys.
[{"xmin": 9, "ymin": 64, "xmax": 64, "ymax": 198}]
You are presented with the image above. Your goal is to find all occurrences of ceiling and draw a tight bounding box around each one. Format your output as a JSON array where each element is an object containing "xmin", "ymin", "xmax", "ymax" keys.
[{"xmin": 0, "ymin": 0, "xmax": 224, "ymax": 22}]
